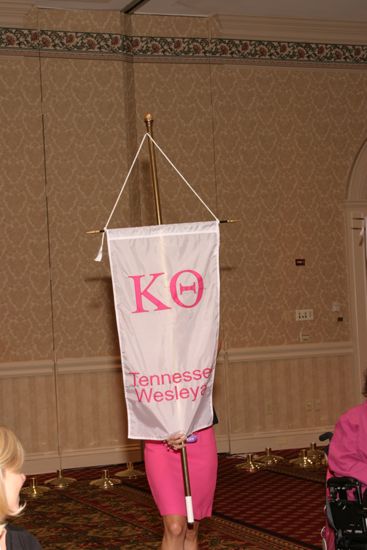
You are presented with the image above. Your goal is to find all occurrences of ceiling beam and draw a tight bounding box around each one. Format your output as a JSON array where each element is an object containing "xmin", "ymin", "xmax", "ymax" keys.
[{"xmin": 122, "ymin": 0, "xmax": 150, "ymax": 14}]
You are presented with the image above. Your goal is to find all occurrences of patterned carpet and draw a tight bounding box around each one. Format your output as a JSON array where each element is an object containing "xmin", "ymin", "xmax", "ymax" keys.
[
  {"xmin": 215, "ymin": 454, "xmax": 325, "ymax": 549},
  {"xmin": 10, "ymin": 452, "xmax": 326, "ymax": 549}
]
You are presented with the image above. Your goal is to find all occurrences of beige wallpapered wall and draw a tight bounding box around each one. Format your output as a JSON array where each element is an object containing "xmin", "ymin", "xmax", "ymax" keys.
[
  {"xmin": 133, "ymin": 62, "xmax": 367, "ymax": 348},
  {"xmin": 2, "ymin": 11, "xmax": 366, "ymax": 363},
  {"xmin": 41, "ymin": 56, "xmax": 133, "ymax": 360},
  {"xmin": 0, "ymin": 56, "xmax": 53, "ymax": 361},
  {"xmin": 212, "ymin": 65, "xmax": 366, "ymax": 346},
  {"xmin": 1, "ymin": 9, "xmax": 365, "ymax": 465}
]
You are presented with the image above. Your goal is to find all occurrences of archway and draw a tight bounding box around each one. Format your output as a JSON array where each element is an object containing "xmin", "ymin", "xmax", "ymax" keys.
[{"xmin": 345, "ymin": 139, "xmax": 367, "ymax": 398}]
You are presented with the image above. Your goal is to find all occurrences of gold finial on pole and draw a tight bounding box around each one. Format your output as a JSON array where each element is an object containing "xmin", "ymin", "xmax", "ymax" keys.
[{"xmin": 144, "ymin": 113, "xmax": 163, "ymax": 225}]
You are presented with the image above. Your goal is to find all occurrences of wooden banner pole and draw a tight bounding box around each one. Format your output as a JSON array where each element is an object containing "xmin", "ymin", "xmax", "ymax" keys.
[{"xmin": 144, "ymin": 113, "xmax": 194, "ymax": 525}]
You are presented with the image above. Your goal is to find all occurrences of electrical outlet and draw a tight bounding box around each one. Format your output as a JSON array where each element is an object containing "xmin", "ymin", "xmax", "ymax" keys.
[
  {"xmin": 296, "ymin": 309, "xmax": 314, "ymax": 321},
  {"xmin": 299, "ymin": 330, "xmax": 310, "ymax": 342}
]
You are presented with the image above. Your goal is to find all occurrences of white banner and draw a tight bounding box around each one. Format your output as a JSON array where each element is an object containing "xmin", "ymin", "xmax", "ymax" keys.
[{"xmin": 106, "ymin": 221, "xmax": 220, "ymax": 440}]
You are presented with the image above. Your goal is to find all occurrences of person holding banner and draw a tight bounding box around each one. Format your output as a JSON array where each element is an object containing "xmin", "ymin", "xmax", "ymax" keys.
[
  {"xmin": 106, "ymin": 221, "xmax": 221, "ymax": 549},
  {"xmin": 144, "ymin": 422, "xmax": 218, "ymax": 550},
  {"xmin": 144, "ymin": 344, "xmax": 220, "ymax": 550}
]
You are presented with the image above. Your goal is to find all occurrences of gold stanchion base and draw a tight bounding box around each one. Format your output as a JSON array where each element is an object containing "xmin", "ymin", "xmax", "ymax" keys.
[
  {"xmin": 21, "ymin": 477, "xmax": 50, "ymax": 498},
  {"xmin": 307, "ymin": 442, "xmax": 326, "ymax": 467},
  {"xmin": 116, "ymin": 462, "xmax": 145, "ymax": 479},
  {"xmin": 45, "ymin": 469, "xmax": 77, "ymax": 489},
  {"xmin": 290, "ymin": 449, "xmax": 314, "ymax": 469},
  {"xmin": 90, "ymin": 469, "xmax": 121, "ymax": 490},
  {"xmin": 236, "ymin": 454, "xmax": 263, "ymax": 473},
  {"xmin": 256, "ymin": 447, "xmax": 285, "ymax": 466}
]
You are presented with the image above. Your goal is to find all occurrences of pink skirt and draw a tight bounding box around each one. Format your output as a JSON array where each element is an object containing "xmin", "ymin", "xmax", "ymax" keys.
[{"xmin": 144, "ymin": 426, "xmax": 218, "ymax": 520}]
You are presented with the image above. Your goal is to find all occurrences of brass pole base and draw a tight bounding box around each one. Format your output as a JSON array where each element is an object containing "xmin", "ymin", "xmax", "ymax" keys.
[
  {"xmin": 21, "ymin": 477, "xmax": 50, "ymax": 498},
  {"xmin": 236, "ymin": 454, "xmax": 263, "ymax": 473},
  {"xmin": 290, "ymin": 449, "xmax": 314, "ymax": 469},
  {"xmin": 90, "ymin": 469, "xmax": 121, "ymax": 490},
  {"xmin": 256, "ymin": 447, "xmax": 285, "ymax": 466},
  {"xmin": 116, "ymin": 462, "xmax": 145, "ymax": 479},
  {"xmin": 45, "ymin": 469, "xmax": 77, "ymax": 489},
  {"xmin": 307, "ymin": 442, "xmax": 326, "ymax": 467}
]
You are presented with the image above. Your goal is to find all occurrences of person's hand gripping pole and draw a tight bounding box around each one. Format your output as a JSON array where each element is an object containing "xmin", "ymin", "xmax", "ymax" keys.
[{"xmin": 166, "ymin": 432, "xmax": 195, "ymax": 524}]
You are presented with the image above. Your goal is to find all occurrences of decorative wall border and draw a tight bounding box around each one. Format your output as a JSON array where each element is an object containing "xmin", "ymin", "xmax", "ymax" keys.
[{"xmin": 1, "ymin": 27, "xmax": 367, "ymax": 65}]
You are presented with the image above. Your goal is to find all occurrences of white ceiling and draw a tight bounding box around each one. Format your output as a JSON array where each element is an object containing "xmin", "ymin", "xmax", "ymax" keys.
[{"xmin": 7, "ymin": 0, "xmax": 367, "ymax": 22}]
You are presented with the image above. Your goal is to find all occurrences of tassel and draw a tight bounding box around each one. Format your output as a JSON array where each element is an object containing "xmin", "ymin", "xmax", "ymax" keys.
[{"xmin": 94, "ymin": 232, "xmax": 106, "ymax": 262}]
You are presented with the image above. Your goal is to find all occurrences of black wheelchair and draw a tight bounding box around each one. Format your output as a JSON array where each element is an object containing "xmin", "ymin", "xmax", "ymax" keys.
[{"xmin": 320, "ymin": 432, "xmax": 367, "ymax": 550}]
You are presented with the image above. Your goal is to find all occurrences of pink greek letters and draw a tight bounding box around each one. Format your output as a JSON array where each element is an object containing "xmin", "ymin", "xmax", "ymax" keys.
[
  {"xmin": 129, "ymin": 269, "xmax": 204, "ymax": 313},
  {"xmin": 128, "ymin": 272, "xmax": 170, "ymax": 313},
  {"xmin": 170, "ymin": 270, "xmax": 203, "ymax": 308}
]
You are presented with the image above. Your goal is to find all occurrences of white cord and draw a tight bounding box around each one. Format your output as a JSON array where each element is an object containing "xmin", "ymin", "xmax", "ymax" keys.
[
  {"xmin": 146, "ymin": 133, "xmax": 219, "ymax": 222},
  {"xmin": 94, "ymin": 133, "xmax": 148, "ymax": 261},
  {"xmin": 94, "ymin": 131, "xmax": 219, "ymax": 262}
]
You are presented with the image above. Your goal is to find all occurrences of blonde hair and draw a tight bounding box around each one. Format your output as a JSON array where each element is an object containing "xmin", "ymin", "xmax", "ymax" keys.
[{"xmin": 0, "ymin": 426, "xmax": 25, "ymax": 525}]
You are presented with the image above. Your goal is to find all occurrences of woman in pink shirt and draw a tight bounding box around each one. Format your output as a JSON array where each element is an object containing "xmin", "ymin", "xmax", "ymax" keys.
[{"xmin": 322, "ymin": 380, "xmax": 367, "ymax": 549}]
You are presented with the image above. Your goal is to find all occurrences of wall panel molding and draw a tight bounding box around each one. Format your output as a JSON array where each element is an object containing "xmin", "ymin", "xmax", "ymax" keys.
[
  {"xmin": 24, "ymin": 442, "xmax": 142, "ymax": 474},
  {"xmin": 227, "ymin": 425, "xmax": 334, "ymax": 455},
  {"xmin": 1, "ymin": 341, "xmax": 352, "ymax": 376},
  {"xmin": 56, "ymin": 355, "xmax": 121, "ymax": 375},
  {"xmin": 221, "ymin": 341, "xmax": 355, "ymax": 455},
  {"xmin": 1, "ymin": 341, "xmax": 355, "ymax": 468},
  {"xmin": 0, "ymin": 359, "xmax": 54, "ymax": 378},
  {"xmin": 226, "ymin": 341, "xmax": 353, "ymax": 363}
]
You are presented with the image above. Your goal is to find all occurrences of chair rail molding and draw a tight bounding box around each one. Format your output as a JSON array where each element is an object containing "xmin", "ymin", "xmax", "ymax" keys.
[{"xmin": 226, "ymin": 341, "xmax": 353, "ymax": 363}]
